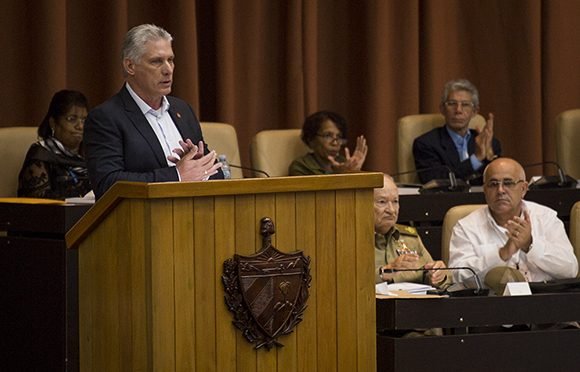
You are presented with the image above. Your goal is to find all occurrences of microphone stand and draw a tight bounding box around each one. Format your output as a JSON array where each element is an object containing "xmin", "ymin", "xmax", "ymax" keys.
[
  {"xmin": 524, "ymin": 161, "xmax": 577, "ymax": 189},
  {"xmin": 383, "ymin": 266, "xmax": 488, "ymax": 296},
  {"xmin": 391, "ymin": 165, "xmax": 470, "ymax": 193},
  {"xmin": 228, "ymin": 163, "xmax": 270, "ymax": 178}
]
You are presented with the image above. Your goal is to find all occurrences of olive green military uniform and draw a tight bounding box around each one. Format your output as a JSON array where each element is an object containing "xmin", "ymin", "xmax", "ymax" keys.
[
  {"xmin": 288, "ymin": 152, "xmax": 347, "ymax": 176},
  {"xmin": 375, "ymin": 224, "xmax": 451, "ymax": 287}
]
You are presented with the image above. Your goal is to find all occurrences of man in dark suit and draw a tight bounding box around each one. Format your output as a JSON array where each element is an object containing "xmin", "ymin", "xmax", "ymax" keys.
[
  {"xmin": 412, "ymin": 79, "xmax": 501, "ymax": 185},
  {"xmin": 84, "ymin": 24, "xmax": 223, "ymax": 199}
]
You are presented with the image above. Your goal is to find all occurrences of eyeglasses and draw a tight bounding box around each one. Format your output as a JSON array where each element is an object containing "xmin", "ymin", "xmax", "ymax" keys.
[
  {"xmin": 485, "ymin": 179, "xmax": 524, "ymax": 189},
  {"xmin": 444, "ymin": 100, "xmax": 475, "ymax": 110},
  {"xmin": 63, "ymin": 115, "xmax": 87, "ymax": 125},
  {"xmin": 316, "ymin": 133, "xmax": 347, "ymax": 145}
]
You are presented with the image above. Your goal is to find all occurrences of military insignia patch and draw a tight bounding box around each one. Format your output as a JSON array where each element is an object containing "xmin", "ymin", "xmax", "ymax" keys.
[{"xmin": 222, "ymin": 217, "xmax": 311, "ymax": 349}]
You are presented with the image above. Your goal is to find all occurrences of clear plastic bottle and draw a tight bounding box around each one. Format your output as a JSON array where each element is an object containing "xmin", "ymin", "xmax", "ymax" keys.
[{"xmin": 218, "ymin": 154, "xmax": 231, "ymax": 179}]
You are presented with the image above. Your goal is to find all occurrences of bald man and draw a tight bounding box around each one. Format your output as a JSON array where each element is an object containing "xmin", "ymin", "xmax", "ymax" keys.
[
  {"xmin": 449, "ymin": 158, "xmax": 578, "ymax": 283},
  {"xmin": 374, "ymin": 174, "xmax": 451, "ymax": 287}
]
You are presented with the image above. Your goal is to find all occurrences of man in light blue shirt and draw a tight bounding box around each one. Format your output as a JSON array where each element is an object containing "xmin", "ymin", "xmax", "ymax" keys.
[{"xmin": 413, "ymin": 79, "xmax": 501, "ymax": 185}]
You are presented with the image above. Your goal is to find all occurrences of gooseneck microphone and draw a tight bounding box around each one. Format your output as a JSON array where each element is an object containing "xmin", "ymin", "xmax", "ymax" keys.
[
  {"xmin": 228, "ymin": 163, "xmax": 270, "ymax": 178},
  {"xmin": 523, "ymin": 161, "xmax": 577, "ymax": 189},
  {"xmin": 391, "ymin": 165, "xmax": 470, "ymax": 193},
  {"xmin": 218, "ymin": 154, "xmax": 271, "ymax": 178},
  {"xmin": 382, "ymin": 266, "xmax": 488, "ymax": 296}
]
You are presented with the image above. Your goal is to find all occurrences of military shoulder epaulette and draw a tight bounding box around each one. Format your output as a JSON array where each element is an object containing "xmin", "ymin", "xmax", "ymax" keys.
[{"xmin": 396, "ymin": 224, "xmax": 418, "ymax": 236}]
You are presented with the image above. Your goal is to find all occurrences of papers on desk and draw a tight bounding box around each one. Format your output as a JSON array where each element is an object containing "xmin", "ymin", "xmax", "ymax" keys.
[
  {"xmin": 65, "ymin": 191, "xmax": 95, "ymax": 205},
  {"xmin": 376, "ymin": 282, "xmax": 436, "ymax": 296}
]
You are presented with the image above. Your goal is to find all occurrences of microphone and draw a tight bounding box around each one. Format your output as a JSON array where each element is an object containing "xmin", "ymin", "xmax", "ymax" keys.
[
  {"xmin": 391, "ymin": 165, "xmax": 470, "ymax": 193},
  {"xmin": 228, "ymin": 163, "xmax": 270, "ymax": 178},
  {"xmin": 382, "ymin": 266, "xmax": 488, "ymax": 296},
  {"xmin": 523, "ymin": 161, "xmax": 577, "ymax": 189},
  {"xmin": 217, "ymin": 154, "xmax": 270, "ymax": 178}
]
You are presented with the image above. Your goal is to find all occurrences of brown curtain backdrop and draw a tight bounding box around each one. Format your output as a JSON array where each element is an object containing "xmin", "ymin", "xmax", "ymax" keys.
[{"xmin": 2, "ymin": 0, "xmax": 580, "ymax": 175}]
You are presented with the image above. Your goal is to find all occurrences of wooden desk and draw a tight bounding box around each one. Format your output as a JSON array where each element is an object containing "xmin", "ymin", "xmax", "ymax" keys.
[
  {"xmin": 0, "ymin": 202, "xmax": 90, "ymax": 372},
  {"xmin": 398, "ymin": 188, "xmax": 580, "ymax": 260},
  {"xmin": 376, "ymin": 293, "xmax": 580, "ymax": 372}
]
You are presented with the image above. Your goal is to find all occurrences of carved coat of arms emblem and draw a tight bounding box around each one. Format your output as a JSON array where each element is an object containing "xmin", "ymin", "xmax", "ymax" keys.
[{"xmin": 222, "ymin": 217, "xmax": 311, "ymax": 349}]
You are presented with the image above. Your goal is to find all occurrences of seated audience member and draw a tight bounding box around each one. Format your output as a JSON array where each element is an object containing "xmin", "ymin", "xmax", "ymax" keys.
[
  {"xmin": 288, "ymin": 110, "xmax": 368, "ymax": 175},
  {"xmin": 375, "ymin": 174, "xmax": 451, "ymax": 287},
  {"xmin": 413, "ymin": 79, "xmax": 501, "ymax": 185},
  {"xmin": 84, "ymin": 24, "xmax": 223, "ymax": 199},
  {"xmin": 18, "ymin": 90, "xmax": 91, "ymax": 199},
  {"xmin": 449, "ymin": 157, "xmax": 578, "ymax": 285}
]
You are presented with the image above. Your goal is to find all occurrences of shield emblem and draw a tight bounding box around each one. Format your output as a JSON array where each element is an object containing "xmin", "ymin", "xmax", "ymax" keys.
[
  {"xmin": 222, "ymin": 218, "xmax": 311, "ymax": 349},
  {"xmin": 238, "ymin": 248, "xmax": 306, "ymax": 339}
]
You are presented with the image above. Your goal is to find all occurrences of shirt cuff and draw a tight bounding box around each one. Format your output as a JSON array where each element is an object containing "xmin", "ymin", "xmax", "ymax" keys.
[{"xmin": 470, "ymin": 154, "xmax": 484, "ymax": 170}]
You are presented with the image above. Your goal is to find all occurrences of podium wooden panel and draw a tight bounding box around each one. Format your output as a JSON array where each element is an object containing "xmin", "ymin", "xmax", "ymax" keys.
[{"xmin": 67, "ymin": 173, "xmax": 383, "ymax": 372}]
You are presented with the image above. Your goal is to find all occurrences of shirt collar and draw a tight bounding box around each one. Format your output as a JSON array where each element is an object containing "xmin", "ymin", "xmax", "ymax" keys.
[
  {"xmin": 125, "ymin": 82, "xmax": 170, "ymax": 116},
  {"xmin": 375, "ymin": 226, "xmax": 399, "ymax": 241},
  {"xmin": 446, "ymin": 125, "xmax": 471, "ymax": 146}
]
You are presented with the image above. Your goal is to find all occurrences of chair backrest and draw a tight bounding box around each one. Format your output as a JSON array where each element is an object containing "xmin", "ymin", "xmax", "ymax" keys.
[
  {"xmin": 0, "ymin": 126, "xmax": 38, "ymax": 196},
  {"xmin": 200, "ymin": 122, "xmax": 243, "ymax": 178},
  {"xmin": 571, "ymin": 201, "xmax": 580, "ymax": 274},
  {"xmin": 556, "ymin": 109, "xmax": 580, "ymax": 179},
  {"xmin": 441, "ymin": 204, "xmax": 486, "ymax": 264},
  {"xmin": 250, "ymin": 129, "xmax": 309, "ymax": 177},
  {"xmin": 397, "ymin": 113, "xmax": 486, "ymax": 184}
]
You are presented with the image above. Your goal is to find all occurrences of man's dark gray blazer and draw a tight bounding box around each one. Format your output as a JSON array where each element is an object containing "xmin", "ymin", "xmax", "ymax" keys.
[
  {"xmin": 412, "ymin": 126, "xmax": 501, "ymax": 185},
  {"xmin": 84, "ymin": 86, "xmax": 223, "ymax": 198}
]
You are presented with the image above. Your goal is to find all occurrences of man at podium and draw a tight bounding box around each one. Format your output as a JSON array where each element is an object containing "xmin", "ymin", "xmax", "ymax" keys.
[{"xmin": 84, "ymin": 24, "xmax": 223, "ymax": 198}]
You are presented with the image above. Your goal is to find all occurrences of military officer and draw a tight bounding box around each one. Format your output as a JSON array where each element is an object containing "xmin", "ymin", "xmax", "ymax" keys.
[{"xmin": 374, "ymin": 174, "xmax": 451, "ymax": 287}]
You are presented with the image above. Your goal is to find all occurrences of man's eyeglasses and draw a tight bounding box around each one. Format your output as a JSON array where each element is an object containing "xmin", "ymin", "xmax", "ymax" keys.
[
  {"xmin": 316, "ymin": 133, "xmax": 347, "ymax": 145},
  {"xmin": 444, "ymin": 100, "xmax": 475, "ymax": 110},
  {"xmin": 64, "ymin": 115, "xmax": 87, "ymax": 125},
  {"xmin": 485, "ymin": 179, "xmax": 524, "ymax": 189}
]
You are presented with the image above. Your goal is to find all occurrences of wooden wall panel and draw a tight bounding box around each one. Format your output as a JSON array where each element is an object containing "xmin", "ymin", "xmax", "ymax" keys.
[
  {"xmin": 336, "ymin": 190, "xmax": 358, "ymax": 372},
  {"xmin": 127, "ymin": 199, "xmax": 150, "ymax": 372},
  {"xmin": 253, "ymin": 193, "xmax": 278, "ymax": 372},
  {"xmin": 150, "ymin": 199, "xmax": 176, "ymax": 370},
  {"xmin": 192, "ymin": 197, "xmax": 217, "ymax": 371},
  {"xmin": 233, "ymin": 194, "xmax": 258, "ymax": 371},
  {"xmin": 275, "ymin": 192, "xmax": 298, "ymax": 372},
  {"xmin": 214, "ymin": 195, "xmax": 238, "ymax": 372},
  {"xmin": 355, "ymin": 189, "xmax": 376, "ymax": 372},
  {"xmin": 172, "ymin": 198, "xmax": 196, "ymax": 371},
  {"xmin": 295, "ymin": 191, "xmax": 318, "ymax": 372},
  {"xmin": 315, "ymin": 190, "xmax": 338, "ymax": 371},
  {"xmin": 79, "ymin": 201, "xmax": 132, "ymax": 371}
]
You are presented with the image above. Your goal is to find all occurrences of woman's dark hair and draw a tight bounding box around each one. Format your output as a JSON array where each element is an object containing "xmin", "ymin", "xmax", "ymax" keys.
[
  {"xmin": 38, "ymin": 90, "xmax": 89, "ymax": 139},
  {"xmin": 300, "ymin": 110, "xmax": 348, "ymax": 146}
]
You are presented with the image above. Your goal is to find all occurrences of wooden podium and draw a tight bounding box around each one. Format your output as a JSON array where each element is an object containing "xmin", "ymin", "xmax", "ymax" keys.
[{"xmin": 67, "ymin": 173, "xmax": 382, "ymax": 371}]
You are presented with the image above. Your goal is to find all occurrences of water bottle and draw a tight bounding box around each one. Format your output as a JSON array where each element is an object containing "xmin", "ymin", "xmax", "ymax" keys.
[{"xmin": 218, "ymin": 154, "xmax": 231, "ymax": 179}]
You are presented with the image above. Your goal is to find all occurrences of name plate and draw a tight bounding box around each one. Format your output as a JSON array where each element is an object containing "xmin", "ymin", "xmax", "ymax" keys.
[{"xmin": 503, "ymin": 282, "xmax": 532, "ymax": 296}]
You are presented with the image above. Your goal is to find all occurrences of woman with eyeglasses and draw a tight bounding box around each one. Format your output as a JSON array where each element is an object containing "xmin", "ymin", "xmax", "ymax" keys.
[
  {"xmin": 18, "ymin": 90, "xmax": 91, "ymax": 198},
  {"xmin": 288, "ymin": 110, "xmax": 368, "ymax": 176}
]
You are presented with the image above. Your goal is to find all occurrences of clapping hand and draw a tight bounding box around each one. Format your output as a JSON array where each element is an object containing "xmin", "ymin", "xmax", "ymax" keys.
[
  {"xmin": 474, "ymin": 113, "xmax": 496, "ymax": 161},
  {"xmin": 169, "ymin": 140, "xmax": 222, "ymax": 181},
  {"xmin": 424, "ymin": 260, "xmax": 447, "ymax": 286},
  {"xmin": 328, "ymin": 135, "xmax": 368, "ymax": 173}
]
